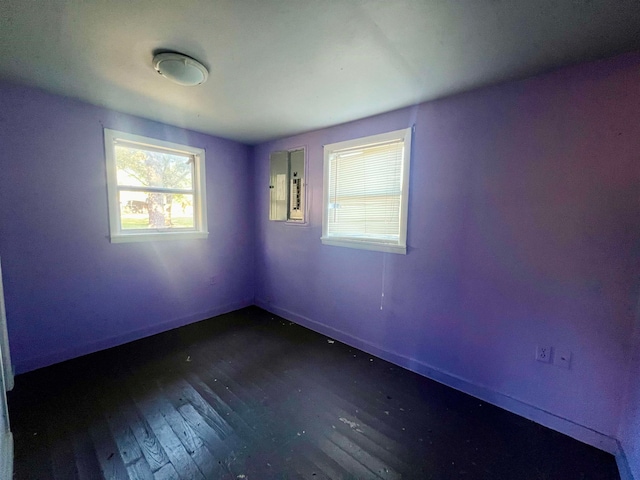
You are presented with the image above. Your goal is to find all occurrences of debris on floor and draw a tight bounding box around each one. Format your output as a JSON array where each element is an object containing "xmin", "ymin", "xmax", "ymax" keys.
[
  {"xmin": 339, "ymin": 417, "xmax": 359, "ymax": 429},
  {"xmin": 327, "ymin": 339, "xmax": 335, "ymax": 344}
]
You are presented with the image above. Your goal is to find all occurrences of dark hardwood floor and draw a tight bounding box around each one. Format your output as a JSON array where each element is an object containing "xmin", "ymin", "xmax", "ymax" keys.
[{"xmin": 8, "ymin": 307, "xmax": 619, "ymax": 479}]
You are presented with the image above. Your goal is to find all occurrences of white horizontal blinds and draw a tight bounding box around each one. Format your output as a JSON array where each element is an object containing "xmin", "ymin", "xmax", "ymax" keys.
[{"xmin": 328, "ymin": 139, "xmax": 404, "ymax": 242}]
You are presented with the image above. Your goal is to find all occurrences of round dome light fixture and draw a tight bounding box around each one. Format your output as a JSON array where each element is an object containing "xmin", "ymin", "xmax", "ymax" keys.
[{"xmin": 153, "ymin": 52, "xmax": 208, "ymax": 86}]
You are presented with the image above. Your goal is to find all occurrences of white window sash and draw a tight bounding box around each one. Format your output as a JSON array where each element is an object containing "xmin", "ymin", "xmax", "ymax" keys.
[
  {"xmin": 322, "ymin": 128, "xmax": 411, "ymax": 255},
  {"xmin": 104, "ymin": 129, "xmax": 208, "ymax": 242}
]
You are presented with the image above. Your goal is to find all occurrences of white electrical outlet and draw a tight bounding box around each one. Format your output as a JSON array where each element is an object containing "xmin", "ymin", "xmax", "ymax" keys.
[
  {"xmin": 553, "ymin": 349, "xmax": 572, "ymax": 369},
  {"xmin": 536, "ymin": 345, "xmax": 552, "ymax": 363}
]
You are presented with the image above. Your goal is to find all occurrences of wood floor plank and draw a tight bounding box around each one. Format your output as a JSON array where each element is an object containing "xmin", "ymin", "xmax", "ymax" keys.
[
  {"xmin": 133, "ymin": 373, "xmax": 229, "ymax": 479},
  {"xmin": 178, "ymin": 374, "xmax": 287, "ymax": 477},
  {"xmin": 153, "ymin": 463, "xmax": 180, "ymax": 480},
  {"xmin": 117, "ymin": 396, "xmax": 170, "ymax": 473},
  {"xmin": 103, "ymin": 414, "xmax": 145, "ymax": 467},
  {"xmin": 190, "ymin": 444, "xmax": 228, "ymax": 478},
  {"xmin": 46, "ymin": 396, "xmax": 81, "ymax": 480},
  {"xmin": 48, "ymin": 425, "xmax": 80, "ymax": 480},
  {"xmin": 316, "ymin": 434, "xmax": 384, "ymax": 480},
  {"xmin": 125, "ymin": 374, "xmax": 206, "ymax": 480},
  {"xmin": 146, "ymin": 392, "xmax": 204, "ymax": 455},
  {"xmin": 87, "ymin": 418, "xmax": 131, "ymax": 480},
  {"xmin": 298, "ymin": 446, "xmax": 355, "ymax": 480},
  {"xmin": 94, "ymin": 385, "xmax": 145, "ymax": 467},
  {"xmin": 159, "ymin": 377, "xmax": 248, "ymax": 467},
  {"xmin": 180, "ymin": 373, "xmax": 256, "ymax": 440},
  {"xmin": 70, "ymin": 427, "xmax": 107, "ymax": 480},
  {"xmin": 126, "ymin": 457, "xmax": 155, "ymax": 480},
  {"xmin": 160, "ymin": 377, "xmax": 233, "ymax": 439},
  {"xmin": 177, "ymin": 404, "xmax": 231, "ymax": 459},
  {"xmin": 188, "ymin": 367, "xmax": 266, "ymax": 437}
]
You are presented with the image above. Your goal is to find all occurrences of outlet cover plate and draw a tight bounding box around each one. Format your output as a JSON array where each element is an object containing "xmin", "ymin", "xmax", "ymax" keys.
[{"xmin": 536, "ymin": 345, "xmax": 552, "ymax": 363}]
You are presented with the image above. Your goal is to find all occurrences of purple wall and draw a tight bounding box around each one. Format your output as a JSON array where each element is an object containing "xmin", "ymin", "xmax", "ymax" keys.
[
  {"xmin": 254, "ymin": 52, "xmax": 640, "ymax": 445},
  {"xmin": 0, "ymin": 81, "xmax": 255, "ymax": 374}
]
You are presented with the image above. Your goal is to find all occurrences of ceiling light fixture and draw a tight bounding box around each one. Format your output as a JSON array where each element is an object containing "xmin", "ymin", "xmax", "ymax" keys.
[{"xmin": 153, "ymin": 52, "xmax": 208, "ymax": 86}]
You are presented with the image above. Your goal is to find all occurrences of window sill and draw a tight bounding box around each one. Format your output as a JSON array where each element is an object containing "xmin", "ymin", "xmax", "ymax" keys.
[
  {"xmin": 110, "ymin": 231, "xmax": 209, "ymax": 243},
  {"xmin": 321, "ymin": 237, "xmax": 406, "ymax": 255},
  {"xmin": 284, "ymin": 219, "xmax": 309, "ymax": 226}
]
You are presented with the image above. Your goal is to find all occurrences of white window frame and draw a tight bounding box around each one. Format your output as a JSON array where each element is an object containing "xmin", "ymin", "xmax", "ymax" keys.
[
  {"xmin": 321, "ymin": 128, "xmax": 412, "ymax": 255},
  {"xmin": 104, "ymin": 129, "xmax": 208, "ymax": 243}
]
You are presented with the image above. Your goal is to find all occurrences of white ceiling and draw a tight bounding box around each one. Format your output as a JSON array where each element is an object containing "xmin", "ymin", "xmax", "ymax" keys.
[{"xmin": 1, "ymin": 0, "xmax": 639, "ymax": 144}]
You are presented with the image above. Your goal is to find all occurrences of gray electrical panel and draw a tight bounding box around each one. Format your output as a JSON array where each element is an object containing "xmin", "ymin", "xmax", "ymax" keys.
[
  {"xmin": 269, "ymin": 148, "xmax": 305, "ymax": 222},
  {"xmin": 288, "ymin": 149, "xmax": 305, "ymax": 221}
]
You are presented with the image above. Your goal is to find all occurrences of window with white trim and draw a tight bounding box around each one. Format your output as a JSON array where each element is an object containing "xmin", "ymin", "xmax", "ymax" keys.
[
  {"xmin": 104, "ymin": 129, "xmax": 208, "ymax": 243},
  {"xmin": 322, "ymin": 128, "xmax": 412, "ymax": 254}
]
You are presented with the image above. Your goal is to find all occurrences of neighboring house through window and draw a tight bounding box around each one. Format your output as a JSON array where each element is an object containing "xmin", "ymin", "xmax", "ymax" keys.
[{"xmin": 104, "ymin": 129, "xmax": 208, "ymax": 243}]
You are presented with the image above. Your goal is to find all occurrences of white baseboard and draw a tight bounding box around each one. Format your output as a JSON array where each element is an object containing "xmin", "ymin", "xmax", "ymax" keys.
[
  {"xmin": 0, "ymin": 431, "xmax": 13, "ymax": 480},
  {"xmin": 617, "ymin": 443, "xmax": 635, "ymax": 480},
  {"xmin": 256, "ymin": 299, "xmax": 619, "ymax": 455}
]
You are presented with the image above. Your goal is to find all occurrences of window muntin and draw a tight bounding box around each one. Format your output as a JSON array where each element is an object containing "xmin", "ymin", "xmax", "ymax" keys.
[
  {"xmin": 322, "ymin": 128, "xmax": 411, "ymax": 254},
  {"xmin": 104, "ymin": 129, "xmax": 208, "ymax": 243}
]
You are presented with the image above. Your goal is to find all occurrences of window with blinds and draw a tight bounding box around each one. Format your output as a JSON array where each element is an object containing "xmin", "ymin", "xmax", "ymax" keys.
[{"xmin": 322, "ymin": 128, "xmax": 412, "ymax": 254}]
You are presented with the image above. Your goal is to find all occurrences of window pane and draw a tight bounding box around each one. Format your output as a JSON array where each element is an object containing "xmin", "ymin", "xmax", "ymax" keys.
[
  {"xmin": 119, "ymin": 190, "xmax": 195, "ymax": 230},
  {"xmin": 329, "ymin": 196, "xmax": 401, "ymax": 238},
  {"xmin": 327, "ymin": 140, "xmax": 404, "ymax": 241},
  {"xmin": 115, "ymin": 145, "xmax": 193, "ymax": 189}
]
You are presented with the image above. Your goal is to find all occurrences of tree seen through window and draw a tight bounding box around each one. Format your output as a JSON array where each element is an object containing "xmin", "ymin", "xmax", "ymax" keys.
[{"xmin": 115, "ymin": 146, "xmax": 194, "ymax": 229}]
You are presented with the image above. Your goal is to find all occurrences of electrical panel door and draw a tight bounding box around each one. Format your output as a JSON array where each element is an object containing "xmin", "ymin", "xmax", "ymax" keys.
[{"xmin": 269, "ymin": 151, "xmax": 288, "ymax": 221}]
